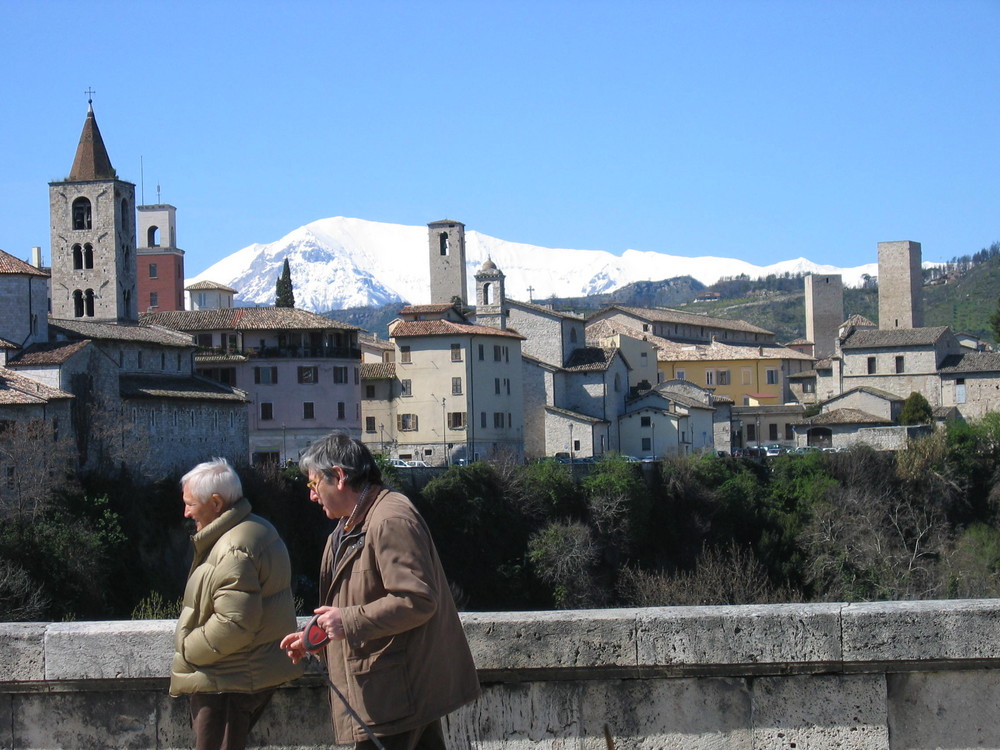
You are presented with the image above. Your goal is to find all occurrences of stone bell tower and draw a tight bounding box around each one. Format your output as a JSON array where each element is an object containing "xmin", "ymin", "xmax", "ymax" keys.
[
  {"xmin": 427, "ymin": 219, "xmax": 468, "ymax": 305},
  {"xmin": 48, "ymin": 97, "xmax": 137, "ymax": 323}
]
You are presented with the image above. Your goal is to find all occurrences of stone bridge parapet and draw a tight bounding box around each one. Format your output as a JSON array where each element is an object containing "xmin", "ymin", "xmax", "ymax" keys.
[{"xmin": 4, "ymin": 600, "xmax": 1000, "ymax": 748}]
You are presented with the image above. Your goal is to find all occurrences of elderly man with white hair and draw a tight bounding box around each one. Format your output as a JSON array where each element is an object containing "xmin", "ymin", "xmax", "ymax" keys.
[{"xmin": 170, "ymin": 457, "xmax": 302, "ymax": 750}]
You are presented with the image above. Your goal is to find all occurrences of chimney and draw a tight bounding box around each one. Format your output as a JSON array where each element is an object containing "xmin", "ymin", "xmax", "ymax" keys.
[{"xmin": 31, "ymin": 246, "xmax": 42, "ymax": 268}]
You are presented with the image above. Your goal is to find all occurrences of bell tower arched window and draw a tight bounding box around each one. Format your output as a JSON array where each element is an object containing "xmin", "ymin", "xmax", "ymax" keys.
[
  {"xmin": 72, "ymin": 244, "xmax": 83, "ymax": 270},
  {"xmin": 73, "ymin": 290, "xmax": 84, "ymax": 317},
  {"xmin": 72, "ymin": 198, "xmax": 92, "ymax": 230},
  {"xmin": 84, "ymin": 290, "xmax": 95, "ymax": 318},
  {"xmin": 147, "ymin": 226, "xmax": 160, "ymax": 247},
  {"xmin": 439, "ymin": 233, "xmax": 449, "ymax": 256},
  {"xmin": 83, "ymin": 243, "xmax": 94, "ymax": 269}
]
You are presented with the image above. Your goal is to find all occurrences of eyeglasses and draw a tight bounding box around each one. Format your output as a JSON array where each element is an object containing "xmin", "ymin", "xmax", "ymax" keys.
[{"xmin": 306, "ymin": 477, "xmax": 324, "ymax": 492}]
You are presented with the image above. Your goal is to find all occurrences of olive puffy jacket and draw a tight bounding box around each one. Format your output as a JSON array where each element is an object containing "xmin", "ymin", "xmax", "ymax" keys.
[{"xmin": 170, "ymin": 498, "xmax": 303, "ymax": 696}]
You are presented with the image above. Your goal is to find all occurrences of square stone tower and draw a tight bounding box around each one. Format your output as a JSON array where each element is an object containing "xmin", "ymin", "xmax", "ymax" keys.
[
  {"xmin": 428, "ymin": 219, "xmax": 468, "ymax": 305},
  {"xmin": 804, "ymin": 274, "xmax": 844, "ymax": 359},
  {"xmin": 49, "ymin": 103, "xmax": 137, "ymax": 323},
  {"xmin": 878, "ymin": 241, "xmax": 923, "ymax": 329}
]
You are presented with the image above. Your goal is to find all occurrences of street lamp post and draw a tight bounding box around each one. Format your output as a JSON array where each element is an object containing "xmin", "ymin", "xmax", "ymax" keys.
[
  {"xmin": 441, "ymin": 397, "xmax": 448, "ymax": 466},
  {"xmin": 379, "ymin": 422, "xmax": 385, "ymax": 454}
]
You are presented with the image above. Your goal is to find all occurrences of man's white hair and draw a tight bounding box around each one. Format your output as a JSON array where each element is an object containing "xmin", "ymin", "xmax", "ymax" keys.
[{"xmin": 181, "ymin": 458, "xmax": 242, "ymax": 507}]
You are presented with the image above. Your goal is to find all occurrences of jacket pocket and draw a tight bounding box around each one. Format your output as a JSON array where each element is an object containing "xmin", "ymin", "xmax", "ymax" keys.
[{"xmin": 348, "ymin": 647, "xmax": 414, "ymax": 726}]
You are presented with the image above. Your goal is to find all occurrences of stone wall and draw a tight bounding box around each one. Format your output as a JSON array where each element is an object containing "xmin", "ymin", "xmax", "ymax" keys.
[{"xmin": 4, "ymin": 600, "xmax": 1000, "ymax": 749}]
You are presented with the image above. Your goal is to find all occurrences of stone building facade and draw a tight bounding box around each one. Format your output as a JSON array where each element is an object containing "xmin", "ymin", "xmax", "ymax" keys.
[
  {"xmin": 136, "ymin": 204, "xmax": 185, "ymax": 312},
  {"xmin": 804, "ymin": 273, "xmax": 844, "ymax": 359},
  {"xmin": 878, "ymin": 240, "xmax": 924, "ymax": 329}
]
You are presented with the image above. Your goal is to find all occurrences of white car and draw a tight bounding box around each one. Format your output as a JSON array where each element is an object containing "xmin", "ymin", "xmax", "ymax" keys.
[
  {"xmin": 387, "ymin": 458, "xmax": 409, "ymax": 468},
  {"xmin": 405, "ymin": 460, "xmax": 430, "ymax": 468}
]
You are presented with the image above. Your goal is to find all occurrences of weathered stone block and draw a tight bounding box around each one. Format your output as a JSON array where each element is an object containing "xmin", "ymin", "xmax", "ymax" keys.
[
  {"xmin": 0, "ymin": 621, "xmax": 45, "ymax": 682},
  {"xmin": 843, "ymin": 599, "xmax": 1000, "ymax": 664},
  {"xmin": 14, "ymin": 690, "xmax": 159, "ymax": 750},
  {"xmin": 45, "ymin": 620, "xmax": 174, "ymax": 681},
  {"xmin": 887, "ymin": 670, "xmax": 1000, "ymax": 749},
  {"xmin": 636, "ymin": 603, "xmax": 842, "ymax": 673},
  {"xmin": 463, "ymin": 610, "xmax": 638, "ymax": 676},
  {"xmin": 752, "ymin": 674, "xmax": 888, "ymax": 749}
]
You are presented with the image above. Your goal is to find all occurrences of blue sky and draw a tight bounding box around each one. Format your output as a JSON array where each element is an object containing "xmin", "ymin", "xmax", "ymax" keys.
[{"xmin": 1, "ymin": 0, "xmax": 997, "ymax": 277}]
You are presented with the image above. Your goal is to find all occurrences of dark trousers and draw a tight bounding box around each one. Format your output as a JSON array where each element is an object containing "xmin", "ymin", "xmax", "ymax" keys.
[
  {"xmin": 356, "ymin": 718, "xmax": 447, "ymax": 750},
  {"xmin": 189, "ymin": 689, "xmax": 276, "ymax": 750}
]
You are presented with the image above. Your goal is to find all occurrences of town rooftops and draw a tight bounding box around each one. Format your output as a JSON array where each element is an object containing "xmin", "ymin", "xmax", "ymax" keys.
[
  {"xmin": 389, "ymin": 319, "xmax": 525, "ymax": 340},
  {"xmin": 141, "ymin": 307, "xmax": 358, "ymax": 332},
  {"xmin": 50, "ymin": 319, "xmax": 194, "ymax": 347},
  {"xmin": 798, "ymin": 408, "xmax": 893, "ymax": 426},
  {"xmin": 543, "ymin": 405, "xmax": 609, "ymax": 424},
  {"xmin": 360, "ymin": 362, "xmax": 396, "ymax": 380},
  {"xmin": 597, "ymin": 304, "xmax": 773, "ymax": 335},
  {"xmin": 938, "ymin": 351, "xmax": 1000, "ymax": 375},
  {"xmin": 118, "ymin": 374, "xmax": 247, "ymax": 402},
  {"xmin": 587, "ymin": 318, "xmax": 811, "ymax": 363},
  {"xmin": 563, "ymin": 347, "xmax": 620, "ymax": 372},
  {"xmin": 0, "ymin": 367, "xmax": 73, "ymax": 404},
  {"xmin": 0, "ymin": 248, "xmax": 48, "ymax": 277},
  {"xmin": 507, "ymin": 298, "xmax": 586, "ymax": 320},
  {"xmin": 185, "ymin": 280, "xmax": 238, "ymax": 293},
  {"xmin": 842, "ymin": 314, "xmax": 877, "ymax": 328},
  {"xmin": 840, "ymin": 326, "xmax": 952, "ymax": 350},
  {"xmin": 6, "ymin": 340, "xmax": 91, "ymax": 367}
]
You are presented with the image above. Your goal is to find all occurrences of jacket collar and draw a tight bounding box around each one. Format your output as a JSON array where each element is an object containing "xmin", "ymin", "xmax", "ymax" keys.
[{"xmin": 191, "ymin": 497, "xmax": 252, "ymax": 557}]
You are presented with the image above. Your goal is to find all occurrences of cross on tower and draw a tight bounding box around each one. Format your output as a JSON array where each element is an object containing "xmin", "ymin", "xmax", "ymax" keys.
[
  {"xmin": 527, "ymin": 285, "xmax": 534, "ymax": 302},
  {"xmin": 84, "ymin": 87, "xmax": 96, "ymax": 104}
]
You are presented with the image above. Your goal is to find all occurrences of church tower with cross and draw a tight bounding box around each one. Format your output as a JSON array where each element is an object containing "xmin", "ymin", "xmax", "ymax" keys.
[{"xmin": 48, "ymin": 95, "xmax": 138, "ymax": 322}]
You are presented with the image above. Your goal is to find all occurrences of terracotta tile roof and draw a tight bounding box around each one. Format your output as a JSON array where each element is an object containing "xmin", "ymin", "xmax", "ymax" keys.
[
  {"xmin": 50, "ymin": 319, "xmax": 194, "ymax": 347},
  {"xmin": 841, "ymin": 326, "xmax": 951, "ymax": 349},
  {"xmin": 119, "ymin": 374, "xmax": 247, "ymax": 402},
  {"xmin": 842, "ymin": 314, "xmax": 876, "ymax": 328},
  {"xmin": 0, "ymin": 337, "xmax": 19, "ymax": 349},
  {"xmin": 600, "ymin": 305, "xmax": 773, "ymax": 335},
  {"xmin": 360, "ymin": 334, "xmax": 394, "ymax": 351},
  {"xmin": 801, "ymin": 408, "xmax": 892, "ymax": 426},
  {"xmin": 141, "ymin": 307, "xmax": 359, "ymax": 332},
  {"xmin": 785, "ymin": 338, "xmax": 811, "ymax": 346},
  {"xmin": 390, "ymin": 319, "xmax": 525, "ymax": 340},
  {"xmin": 939, "ymin": 351, "xmax": 1000, "ymax": 374},
  {"xmin": 563, "ymin": 347, "xmax": 617, "ymax": 372},
  {"xmin": 6, "ymin": 340, "xmax": 92, "ymax": 367},
  {"xmin": 0, "ymin": 368, "xmax": 74, "ymax": 404},
  {"xmin": 787, "ymin": 369, "xmax": 817, "ymax": 379},
  {"xmin": 361, "ymin": 362, "xmax": 396, "ymax": 379},
  {"xmin": 185, "ymin": 280, "xmax": 238, "ymax": 292},
  {"xmin": 0, "ymin": 248, "xmax": 48, "ymax": 277},
  {"xmin": 837, "ymin": 385, "xmax": 903, "ymax": 402}
]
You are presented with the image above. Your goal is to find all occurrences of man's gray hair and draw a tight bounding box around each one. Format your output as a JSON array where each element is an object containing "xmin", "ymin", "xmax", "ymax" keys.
[
  {"xmin": 299, "ymin": 431, "xmax": 382, "ymax": 490},
  {"xmin": 181, "ymin": 458, "xmax": 243, "ymax": 507}
]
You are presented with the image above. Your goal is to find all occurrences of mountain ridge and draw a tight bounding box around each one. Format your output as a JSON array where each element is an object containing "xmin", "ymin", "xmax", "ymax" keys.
[{"xmin": 186, "ymin": 216, "xmax": 881, "ymax": 312}]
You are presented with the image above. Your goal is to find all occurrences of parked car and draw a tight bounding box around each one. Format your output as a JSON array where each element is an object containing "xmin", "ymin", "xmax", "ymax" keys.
[
  {"xmin": 791, "ymin": 446, "xmax": 821, "ymax": 455},
  {"xmin": 405, "ymin": 459, "xmax": 430, "ymax": 467},
  {"xmin": 387, "ymin": 458, "xmax": 409, "ymax": 468},
  {"xmin": 765, "ymin": 444, "xmax": 786, "ymax": 457}
]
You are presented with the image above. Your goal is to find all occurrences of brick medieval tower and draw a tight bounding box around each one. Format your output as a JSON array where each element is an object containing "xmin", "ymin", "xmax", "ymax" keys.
[
  {"xmin": 137, "ymin": 204, "xmax": 185, "ymax": 311},
  {"xmin": 48, "ymin": 100, "xmax": 137, "ymax": 323},
  {"xmin": 427, "ymin": 219, "xmax": 468, "ymax": 305},
  {"xmin": 877, "ymin": 241, "xmax": 923, "ymax": 330}
]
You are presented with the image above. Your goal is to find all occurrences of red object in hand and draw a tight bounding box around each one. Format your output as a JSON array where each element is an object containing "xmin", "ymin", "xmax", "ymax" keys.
[{"xmin": 303, "ymin": 614, "xmax": 330, "ymax": 650}]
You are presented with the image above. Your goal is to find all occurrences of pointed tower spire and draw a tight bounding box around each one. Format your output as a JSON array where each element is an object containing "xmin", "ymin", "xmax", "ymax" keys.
[{"xmin": 68, "ymin": 94, "xmax": 115, "ymax": 181}]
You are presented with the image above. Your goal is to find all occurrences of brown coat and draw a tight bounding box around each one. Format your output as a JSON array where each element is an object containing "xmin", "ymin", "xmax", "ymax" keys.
[{"xmin": 319, "ymin": 488, "xmax": 480, "ymax": 744}]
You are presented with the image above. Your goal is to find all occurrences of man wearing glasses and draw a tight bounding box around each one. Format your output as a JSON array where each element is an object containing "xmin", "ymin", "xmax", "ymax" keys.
[{"xmin": 281, "ymin": 431, "xmax": 480, "ymax": 749}]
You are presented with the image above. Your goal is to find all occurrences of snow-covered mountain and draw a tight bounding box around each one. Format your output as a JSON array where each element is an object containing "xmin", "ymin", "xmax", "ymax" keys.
[{"xmin": 187, "ymin": 217, "xmax": 880, "ymax": 312}]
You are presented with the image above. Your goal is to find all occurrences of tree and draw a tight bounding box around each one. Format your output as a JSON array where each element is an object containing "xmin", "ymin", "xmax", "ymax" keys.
[
  {"xmin": 990, "ymin": 296, "xmax": 1000, "ymax": 343},
  {"xmin": 900, "ymin": 391, "xmax": 933, "ymax": 425},
  {"xmin": 275, "ymin": 258, "xmax": 295, "ymax": 308}
]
